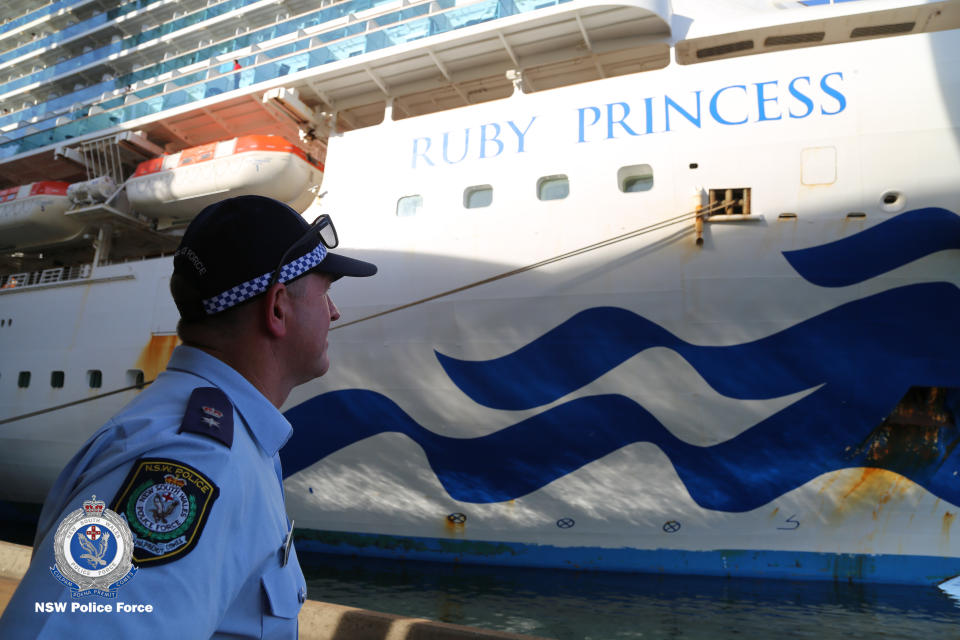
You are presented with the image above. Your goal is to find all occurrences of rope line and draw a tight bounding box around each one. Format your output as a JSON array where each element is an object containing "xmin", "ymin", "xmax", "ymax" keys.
[
  {"xmin": 332, "ymin": 201, "xmax": 724, "ymax": 330},
  {"xmin": 0, "ymin": 202, "xmax": 724, "ymax": 425},
  {"xmin": 0, "ymin": 381, "xmax": 153, "ymax": 426}
]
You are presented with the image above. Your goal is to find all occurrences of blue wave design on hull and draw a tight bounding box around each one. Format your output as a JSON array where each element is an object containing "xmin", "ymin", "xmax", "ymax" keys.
[
  {"xmin": 783, "ymin": 207, "xmax": 960, "ymax": 287},
  {"xmin": 435, "ymin": 283, "xmax": 958, "ymax": 411},
  {"xmin": 283, "ymin": 283, "xmax": 960, "ymax": 511}
]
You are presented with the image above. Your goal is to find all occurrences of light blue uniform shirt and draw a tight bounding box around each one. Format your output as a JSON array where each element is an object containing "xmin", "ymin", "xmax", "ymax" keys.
[{"xmin": 0, "ymin": 345, "xmax": 307, "ymax": 638}]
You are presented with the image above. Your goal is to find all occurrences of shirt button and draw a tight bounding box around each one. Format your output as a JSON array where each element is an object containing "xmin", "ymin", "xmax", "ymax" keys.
[{"xmin": 298, "ymin": 587, "xmax": 306, "ymax": 603}]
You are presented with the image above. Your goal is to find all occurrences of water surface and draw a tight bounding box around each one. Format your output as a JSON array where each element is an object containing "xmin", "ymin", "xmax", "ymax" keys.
[{"xmin": 301, "ymin": 553, "xmax": 960, "ymax": 639}]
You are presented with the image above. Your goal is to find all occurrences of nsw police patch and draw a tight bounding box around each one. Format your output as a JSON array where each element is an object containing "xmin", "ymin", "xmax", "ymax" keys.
[{"xmin": 110, "ymin": 458, "xmax": 219, "ymax": 566}]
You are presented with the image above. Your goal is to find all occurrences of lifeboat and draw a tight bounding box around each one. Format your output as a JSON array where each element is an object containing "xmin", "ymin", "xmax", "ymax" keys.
[
  {"xmin": 126, "ymin": 135, "xmax": 324, "ymax": 226},
  {"xmin": 0, "ymin": 181, "xmax": 81, "ymax": 250}
]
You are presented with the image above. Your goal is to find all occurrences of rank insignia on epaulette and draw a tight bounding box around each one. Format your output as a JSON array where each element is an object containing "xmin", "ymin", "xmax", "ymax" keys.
[
  {"xmin": 110, "ymin": 458, "xmax": 220, "ymax": 566},
  {"xmin": 179, "ymin": 387, "xmax": 233, "ymax": 448}
]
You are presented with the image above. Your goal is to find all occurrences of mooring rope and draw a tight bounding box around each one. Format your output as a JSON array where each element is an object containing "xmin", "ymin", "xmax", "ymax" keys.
[
  {"xmin": 0, "ymin": 202, "xmax": 725, "ymax": 424},
  {"xmin": 0, "ymin": 381, "xmax": 153, "ymax": 426},
  {"xmin": 332, "ymin": 201, "xmax": 726, "ymax": 330}
]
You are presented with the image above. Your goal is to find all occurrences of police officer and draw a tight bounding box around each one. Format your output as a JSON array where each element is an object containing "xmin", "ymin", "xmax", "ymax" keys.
[{"xmin": 0, "ymin": 195, "xmax": 376, "ymax": 637}]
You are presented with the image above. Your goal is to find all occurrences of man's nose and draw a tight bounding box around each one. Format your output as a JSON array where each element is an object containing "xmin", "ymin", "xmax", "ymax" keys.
[{"xmin": 329, "ymin": 296, "xmax": 341, "ymax": 321}]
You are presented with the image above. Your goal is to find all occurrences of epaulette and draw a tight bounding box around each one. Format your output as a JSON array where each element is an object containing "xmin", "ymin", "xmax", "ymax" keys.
[{"xmin": 178, "ymin": 387, "xmax": 234, "ymax": 448}]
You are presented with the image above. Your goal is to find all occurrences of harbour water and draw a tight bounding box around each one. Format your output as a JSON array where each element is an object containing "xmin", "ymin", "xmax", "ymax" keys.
[
  {"xmin": 3, "ymin": 502, "xmax": 958, "ymax": 638},
  {"xmin": 300, "ymin": 553, "xmax": 960, "ymax": 639}
]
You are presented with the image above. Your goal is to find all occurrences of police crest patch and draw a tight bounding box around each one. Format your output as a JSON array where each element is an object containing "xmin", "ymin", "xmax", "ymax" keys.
[{"xmin": 110, "ymin": 459, "xmax": 219, "ymax": 566}]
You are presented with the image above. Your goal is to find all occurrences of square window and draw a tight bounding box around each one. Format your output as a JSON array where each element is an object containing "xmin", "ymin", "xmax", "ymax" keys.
[
  {"xmin": 397, "ymin": 195, "xmax": 422, "ymax": 217},
  {"xmin": 18, "ymin": 371, "xmax": 30, "ymax": 388},
  {"xmin": 618, "ymin": 164, "xmax": 654, "ymax": 192},
  {"xmin": 464, "ymin": 185, "xmax": 492, "ymax": 209},
  {"xmin": 51, "ymin": 371, "xmax": 65, "ymax": 388},
  {"xmin": 88, "ymin": 370, "xmax": 102, "ymax": 389},
  {"xmin": 537, "ymin": 175, "xmax": 569, "ymax": 201}
]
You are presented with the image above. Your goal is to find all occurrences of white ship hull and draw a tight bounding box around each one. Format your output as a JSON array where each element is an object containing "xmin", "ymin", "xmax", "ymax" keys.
[{"xmin": 1, "ymin": 1, "xmax": 959, "ymax": 585}]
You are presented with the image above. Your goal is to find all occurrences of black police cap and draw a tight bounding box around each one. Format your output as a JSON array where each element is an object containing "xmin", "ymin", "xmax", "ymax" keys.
[{"xmin": 172, "ymin": 195, "xmax": 376, "ymax": 319}]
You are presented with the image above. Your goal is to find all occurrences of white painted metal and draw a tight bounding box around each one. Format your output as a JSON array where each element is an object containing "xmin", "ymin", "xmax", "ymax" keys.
[
  {"xmin": 0, "ymin": 184, "xmax": 78, "ymax": 249},
  {"xmin": 126, "ymin": 141, "xmax": 323, "ymax": 224}
]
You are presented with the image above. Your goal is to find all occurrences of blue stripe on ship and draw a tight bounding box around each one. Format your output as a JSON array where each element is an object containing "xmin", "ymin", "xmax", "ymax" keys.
[{"xmin": 294, "ymin": 530, "xmax": 960, "ymax": 586}]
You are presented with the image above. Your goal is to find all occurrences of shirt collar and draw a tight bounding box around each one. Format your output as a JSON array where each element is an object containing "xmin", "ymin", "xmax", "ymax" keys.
[{"xmin": 166, "ymin": 345, "xmax": 293, "ymax": 456}]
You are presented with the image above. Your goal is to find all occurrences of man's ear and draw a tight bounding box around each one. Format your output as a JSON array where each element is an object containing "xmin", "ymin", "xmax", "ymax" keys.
[{"xmin": 263, "ymin": 283, "xmax": 291, "ymax": 338}]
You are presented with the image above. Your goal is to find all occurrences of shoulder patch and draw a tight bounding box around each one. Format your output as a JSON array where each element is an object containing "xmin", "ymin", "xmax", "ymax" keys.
[
  {"xmin": 179, "ymin": 387, "xmax": 233, "ymax": 448},
  {"xmin": 109, "ymin": 458, "xmax": 220, "ymax": 566}
]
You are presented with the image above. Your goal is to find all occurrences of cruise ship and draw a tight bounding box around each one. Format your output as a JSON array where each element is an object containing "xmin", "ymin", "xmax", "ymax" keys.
[{"xmin": 1, "ymin": 0, "xmax": 959, "ymax": 585}]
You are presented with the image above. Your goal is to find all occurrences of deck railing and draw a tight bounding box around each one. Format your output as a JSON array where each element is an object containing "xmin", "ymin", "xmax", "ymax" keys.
[
  {"xmin": 0, "ymin": 264, "xmax": 91, "ymax": 290},
  {"xmin": 0, "ymin": 0, "xmax": 569, "ymax": 159}
]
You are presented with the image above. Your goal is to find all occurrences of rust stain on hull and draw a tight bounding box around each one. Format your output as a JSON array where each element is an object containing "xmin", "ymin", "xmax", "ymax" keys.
[
  {"xmin": 943, "ymin": 511, "xmax": 955, "ymax": 543},
  {"xmin": 839, "ymin": 468, "xmax": 908, "ymax": 503},
  {"xmin": 136, "ymin": 334, "xmax": 180, "ymax": 384},
  {"xmin": 841, "ymin": 468, "xmax": 883, "ymax": 500},
  {"xmin": 818, "ymin": 468, "xmax": 911, "ymax": 525}
]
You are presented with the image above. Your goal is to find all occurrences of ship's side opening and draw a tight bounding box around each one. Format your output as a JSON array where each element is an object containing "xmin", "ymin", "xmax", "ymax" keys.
[{"xmin": 708, "ymin": 188, "xmax": 751, "ymax": 216}]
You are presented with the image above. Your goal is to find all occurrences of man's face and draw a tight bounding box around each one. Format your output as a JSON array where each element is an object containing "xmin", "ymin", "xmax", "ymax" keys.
[{"xmin": 289, "ymin": 272, "xmax": 340, "ymax": 382}]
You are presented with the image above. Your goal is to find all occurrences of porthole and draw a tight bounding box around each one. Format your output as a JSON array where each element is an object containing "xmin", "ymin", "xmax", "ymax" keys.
[
  {"xmin": 618, "ymin": 164, "xmax": 654, "ymax": 193},
  {"xmin": 88, "ymin": 369, "xmax": 102, "ymax": 389},
  {"xmin": 880, "ymin": 190, "xmax": 905, "ymax": 213},
  {"xmin": 126, "ymin": 369, "xmax": 145, "ymax": 389},
  {"xmin": 17, "ymin": 371, "xmax": 30, "ymax": 388},
  {"xmin": 396, "ymin": 194, "xmax": 422, "ymax": 217},
  {"xmin": 464, "ymin": 185, "xmax": 493, "ymax": 209},
  {"xmin": 51, "ymin": 371, "xmax": 65, "ymax": 388},
  {"xmin": 537, "ymin": 175, "xmax": 569, "ymax": 201}
]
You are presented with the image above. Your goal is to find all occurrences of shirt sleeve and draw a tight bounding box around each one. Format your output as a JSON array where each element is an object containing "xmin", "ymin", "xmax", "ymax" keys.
[{"xmin": 0, "ymin": 438, "xmax": 274, "ymax": 638}]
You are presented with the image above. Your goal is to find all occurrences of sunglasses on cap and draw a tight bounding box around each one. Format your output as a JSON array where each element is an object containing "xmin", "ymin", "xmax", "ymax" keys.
[{"xmin": 266, "ymin": 214, "xmax": 339, "ymax": 291}]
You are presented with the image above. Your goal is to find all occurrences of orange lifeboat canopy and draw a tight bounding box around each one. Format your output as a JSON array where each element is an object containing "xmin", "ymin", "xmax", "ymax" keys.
[
  {"xmin": 0, "ymin": 181, "xmax": 80, "ymax": 250},
  {"xmin": 127, "ymin": 135, "xmax": 324, "ymax": 226}
]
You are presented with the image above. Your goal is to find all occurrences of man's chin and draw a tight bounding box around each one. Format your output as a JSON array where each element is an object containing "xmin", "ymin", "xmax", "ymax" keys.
[
  {"xmin": 314, "ymin": 358, "xmax": 331, "ymax": 379},
  {"xmin": 292, "ymin": 360, "xmax": 330, "ymax": 388}
]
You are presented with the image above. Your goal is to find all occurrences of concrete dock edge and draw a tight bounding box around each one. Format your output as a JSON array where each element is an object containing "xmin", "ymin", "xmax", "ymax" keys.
[{"xmin": 0, "ymin": 541, "xmax": 546, "ymax": 639}]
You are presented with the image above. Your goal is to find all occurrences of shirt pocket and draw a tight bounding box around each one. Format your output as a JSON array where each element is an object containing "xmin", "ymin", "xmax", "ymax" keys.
[{"xmin": 261, "ymin": 562, "xmax": 305, "ymax": 620}]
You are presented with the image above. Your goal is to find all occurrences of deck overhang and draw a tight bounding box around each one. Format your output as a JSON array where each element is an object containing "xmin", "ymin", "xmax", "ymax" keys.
[{"xmin": 0, "ymin": 0, "xmax": 673, "ymax": 186}]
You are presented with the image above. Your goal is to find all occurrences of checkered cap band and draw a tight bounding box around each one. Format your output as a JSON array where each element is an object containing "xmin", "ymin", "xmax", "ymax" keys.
[{"xmin": 201, "ymin": 244, "xmax": 328, "ymax": 315}]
